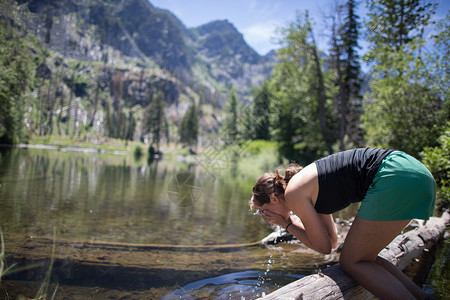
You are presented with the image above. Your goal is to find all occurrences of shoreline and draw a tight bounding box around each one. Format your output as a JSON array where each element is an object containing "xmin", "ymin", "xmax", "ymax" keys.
[{"xmin": 0, "ymin": 143, "xmax": 130, "ymax": 156}]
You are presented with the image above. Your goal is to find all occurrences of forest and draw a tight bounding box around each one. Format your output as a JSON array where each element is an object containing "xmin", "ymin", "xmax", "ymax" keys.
[{"xmin": 0, "ymin": 0, "xmax": 449, "ymax": 206}]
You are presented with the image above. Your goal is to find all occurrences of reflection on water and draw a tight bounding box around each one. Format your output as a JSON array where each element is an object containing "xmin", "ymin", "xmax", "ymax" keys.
[
  {"xmin": 0, "ymin": 147, "xmax": 268, "ymax": 245},
  {"xmin": 0, "ymin": 147, "xmax": 336, "ymax": 299}
]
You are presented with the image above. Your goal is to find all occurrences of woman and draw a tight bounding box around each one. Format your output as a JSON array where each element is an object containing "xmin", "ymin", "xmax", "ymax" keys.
[{"xmin": 250, "ymin": 148, "xmax": 436, "ymax": 300}]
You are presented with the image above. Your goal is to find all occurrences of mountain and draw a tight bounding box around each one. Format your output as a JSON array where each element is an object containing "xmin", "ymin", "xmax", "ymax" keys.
[
  {"xmin": 193, "ymin": 20, "xmax": 261, "ymax": 65},
  {"xmin": 191, "ymin": 20, "xmax": 274, "ymax": 93},
  {"xmin": 16, "ymin": 0, "xmax": 274, "ymax": 102}
]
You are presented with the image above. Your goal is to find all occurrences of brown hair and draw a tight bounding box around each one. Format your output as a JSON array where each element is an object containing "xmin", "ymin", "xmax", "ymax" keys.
[{"xmin": 249, "ymin": 163, "xmax": 303, "ymax": 208}]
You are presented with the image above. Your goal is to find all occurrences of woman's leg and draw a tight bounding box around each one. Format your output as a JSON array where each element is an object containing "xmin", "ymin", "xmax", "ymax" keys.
[
  {"xmin": 375, "ymin": 256, "xmax": 429, "ymax": 299},
  {"xmin": 339, "ymin": 216, "xmax": 428, "ymax": 300}
]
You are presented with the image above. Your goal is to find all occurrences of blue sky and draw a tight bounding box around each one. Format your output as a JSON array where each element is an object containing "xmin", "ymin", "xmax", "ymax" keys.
[{"xmin": 150, "ymin": 0, "xmax": 449, "ymax": 56}]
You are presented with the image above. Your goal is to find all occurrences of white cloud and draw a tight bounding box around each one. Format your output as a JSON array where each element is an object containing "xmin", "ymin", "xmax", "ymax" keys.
[{"xmin": 242, "ymin": 21, "xmax": 283, "ymax": 55}]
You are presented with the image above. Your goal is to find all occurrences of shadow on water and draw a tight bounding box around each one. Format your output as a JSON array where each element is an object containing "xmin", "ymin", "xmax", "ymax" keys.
[{"xmin": 2, "ymin": 233, "xmax": 326, "ymax": 299}]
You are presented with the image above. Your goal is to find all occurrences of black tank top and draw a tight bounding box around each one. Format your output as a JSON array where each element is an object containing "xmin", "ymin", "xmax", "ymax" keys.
[{"xmin": 314, "ymin": 148, "xmax": 394, "ymax": 214}]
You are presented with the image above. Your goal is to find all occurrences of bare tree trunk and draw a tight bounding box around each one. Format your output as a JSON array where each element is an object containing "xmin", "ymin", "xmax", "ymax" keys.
[
  {"xmin": 331, "ymin": 15, "xmax": 347, "ymax": 152},
  {"xmin": 41, "ymin": 76, "xmax": 54, "ymax": 136},
  {"xmin": 66, "ymin": 72, "xmax": 74, "ymax": 135},
  {"xmin": 35, "ymin": 84, "xmax": 44, "ymax": 134},
  {"xmin": 87, "ymin": 80, "xmax": 100, "ymax": 132},
  {"xmin": 308, "ymin": 27, "xmax": 334, "ymax": 155},
  {"xmin": 73, "ymin": 100, "xmax": 79, "ymax": 137},
  {"xmin": 57, "ymin": 76, "xmax": 64, "ymax": 136},
  {"xmin": 47, "ymin": 70, "xmax": 60, "ymax": 136}
]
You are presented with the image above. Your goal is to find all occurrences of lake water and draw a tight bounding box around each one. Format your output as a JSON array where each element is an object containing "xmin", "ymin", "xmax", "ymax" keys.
[{"xmin": 0, "ymin": 147, "xmax": 362, "ymax": 299}]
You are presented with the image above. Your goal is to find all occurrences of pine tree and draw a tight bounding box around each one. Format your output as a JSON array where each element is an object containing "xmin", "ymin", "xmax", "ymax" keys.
[
  {"xmin": 0, "ymin": 20, "xmax": 33, "ymax": 144},
  {"xmin": 179, "ymin": 101, "xmax": 198, "ymax": 147},
  {"xmin": 252, "ymin": 81, "xmax": 271, "ymax": 140},
  {"xmin": 365, "ymin": 0, "xmax": 435, "ymax": 68},
  {"xmin": 362, "ymin": 0, "xmax": 444, "ymax": 157},
  {"xmin": 330, "ymin": 0, "xmax": 363, "ymax": 150},
  {"xmin": 223, "ymin": 87, "xmax": 239, "ymax": 145},
  {"xmin": 144, "ymin": 91, "xmax": 167, "ymax": 151}
]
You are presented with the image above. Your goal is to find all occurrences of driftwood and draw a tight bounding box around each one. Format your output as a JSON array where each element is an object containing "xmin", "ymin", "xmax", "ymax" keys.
[{"xmin": 260, "ymin": 211, "xmax": 450, "ymax": 300}]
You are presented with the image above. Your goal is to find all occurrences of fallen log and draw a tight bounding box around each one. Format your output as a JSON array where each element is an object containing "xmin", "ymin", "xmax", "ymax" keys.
[{"xmin": 260, "ymin": 211, "xmax": 450, "ymax": 300}]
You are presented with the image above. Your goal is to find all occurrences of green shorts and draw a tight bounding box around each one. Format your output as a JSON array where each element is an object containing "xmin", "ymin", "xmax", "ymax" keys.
[{"xmin": 357, "ymin": 151, "xmax": 436, "ymax": 221}]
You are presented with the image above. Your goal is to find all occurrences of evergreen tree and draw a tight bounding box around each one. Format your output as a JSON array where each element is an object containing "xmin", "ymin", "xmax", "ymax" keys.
[
  {"xmin": 362, "ymin": 0, "xmax": 445, "ymax": 157},
  {"xmin": 342, "ymin": 0, "xmax": 360, "ymax": 94},
  {"xmin": 427, "ymin": 12, "xmax": 450, "ymax": 108},
  {"xmin": 365, "ymin": 0, "xmax": 435, "ymax": 68},
  {"xmin": 252, "ymin": 81, "xmax": 271, "ymax": 140},
  {"xmin": 179, "ymin": 101, "xmax": 199, "ymax": 147},
  {"xmin": 330, "ymin": 0, "xmax": 363, "ymax": 150},
  {"xmin": 223, "ymin": 87, "xmax": 239, "ymax": 144},
  {"xmin": 144, "ymin": 91, "xmax": 167, "ymax": 151},
  {"xmin": 240, "ymin": 105, "xmax": 254, "ymax": 140},
  {"xmin": 0, "ymin": 20, "xmax": 33, "ymax": 144}
]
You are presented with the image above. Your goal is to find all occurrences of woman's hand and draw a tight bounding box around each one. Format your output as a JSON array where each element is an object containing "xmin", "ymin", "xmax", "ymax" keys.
[{"xmin": 260, "ymin": 209, "xmax": 290, "ymax": 228}]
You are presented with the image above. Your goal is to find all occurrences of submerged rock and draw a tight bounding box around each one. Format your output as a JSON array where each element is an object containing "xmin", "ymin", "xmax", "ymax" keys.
[{"xmin": 261, "ymin": 216, "xmax": 353, "ymax": 249}]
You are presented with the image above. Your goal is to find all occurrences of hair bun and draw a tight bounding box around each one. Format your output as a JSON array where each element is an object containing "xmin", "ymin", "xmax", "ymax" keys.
[
  {"xmin": 273, "ymin": 171, "xmax": 285, "ymax": 188},
  {"xmin": 283, "ymin": 163, "xmax": 303, "ymax": 185}
]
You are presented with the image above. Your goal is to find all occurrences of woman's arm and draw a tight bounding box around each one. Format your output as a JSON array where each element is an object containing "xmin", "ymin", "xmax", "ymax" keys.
[
  {"xmin": 260, "ymin": 198, "xmax": 335, "ymax": 254},
  {"xmin": 287, "ymin": 196, "xmax": 334, "ymax": 254},
  {"xmin": 318, "ymin": 213, "xmax": 338, "ymax": 250},
  {"xmin": 260, "ymin": 205, "xmax": 335, "ymax": 254},
  {"xmin": 284, "ymin": 163, "xmax": 336, "ymax": 254}
]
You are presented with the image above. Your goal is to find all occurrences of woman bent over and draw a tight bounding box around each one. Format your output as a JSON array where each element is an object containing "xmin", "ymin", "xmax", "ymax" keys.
[{"xmin": 250, "ymin": 148, "xmax": 436, "ymax": 299}]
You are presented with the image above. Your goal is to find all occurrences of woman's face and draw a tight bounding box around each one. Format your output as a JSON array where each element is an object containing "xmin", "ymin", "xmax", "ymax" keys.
[{"xmin": 259, "ymin": 194, "xmax": 290, "ymax": 219}]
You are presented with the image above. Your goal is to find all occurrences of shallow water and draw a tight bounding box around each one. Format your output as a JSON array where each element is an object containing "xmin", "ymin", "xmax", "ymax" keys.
[{"xmin": 0, "ymin": 147, "xmax": 271, "ymax": 245}]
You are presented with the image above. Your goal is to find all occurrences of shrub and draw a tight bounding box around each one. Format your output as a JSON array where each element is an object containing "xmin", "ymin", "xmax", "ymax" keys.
[
  {"xmin": 421, "ymin": 122, "xmax": 450, "ymax": 210},
  {"xmin": 134, "ymin": 145, "xmax": 144, "ymax": 158}
]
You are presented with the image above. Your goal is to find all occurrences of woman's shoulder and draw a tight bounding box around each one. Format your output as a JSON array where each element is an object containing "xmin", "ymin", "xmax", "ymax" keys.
[{"xmin": 285, "ymin": 163, "xmax": 318, "ymax": 200}]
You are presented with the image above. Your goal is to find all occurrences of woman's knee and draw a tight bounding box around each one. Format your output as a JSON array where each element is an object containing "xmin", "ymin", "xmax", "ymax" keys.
[
  {"xmin": 339, "ymin": 249, "xmax": 377, "ymax": 274},
  {"xmin": 375, "ymin": 256, "xmax": 390, "ymax": 268}
]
